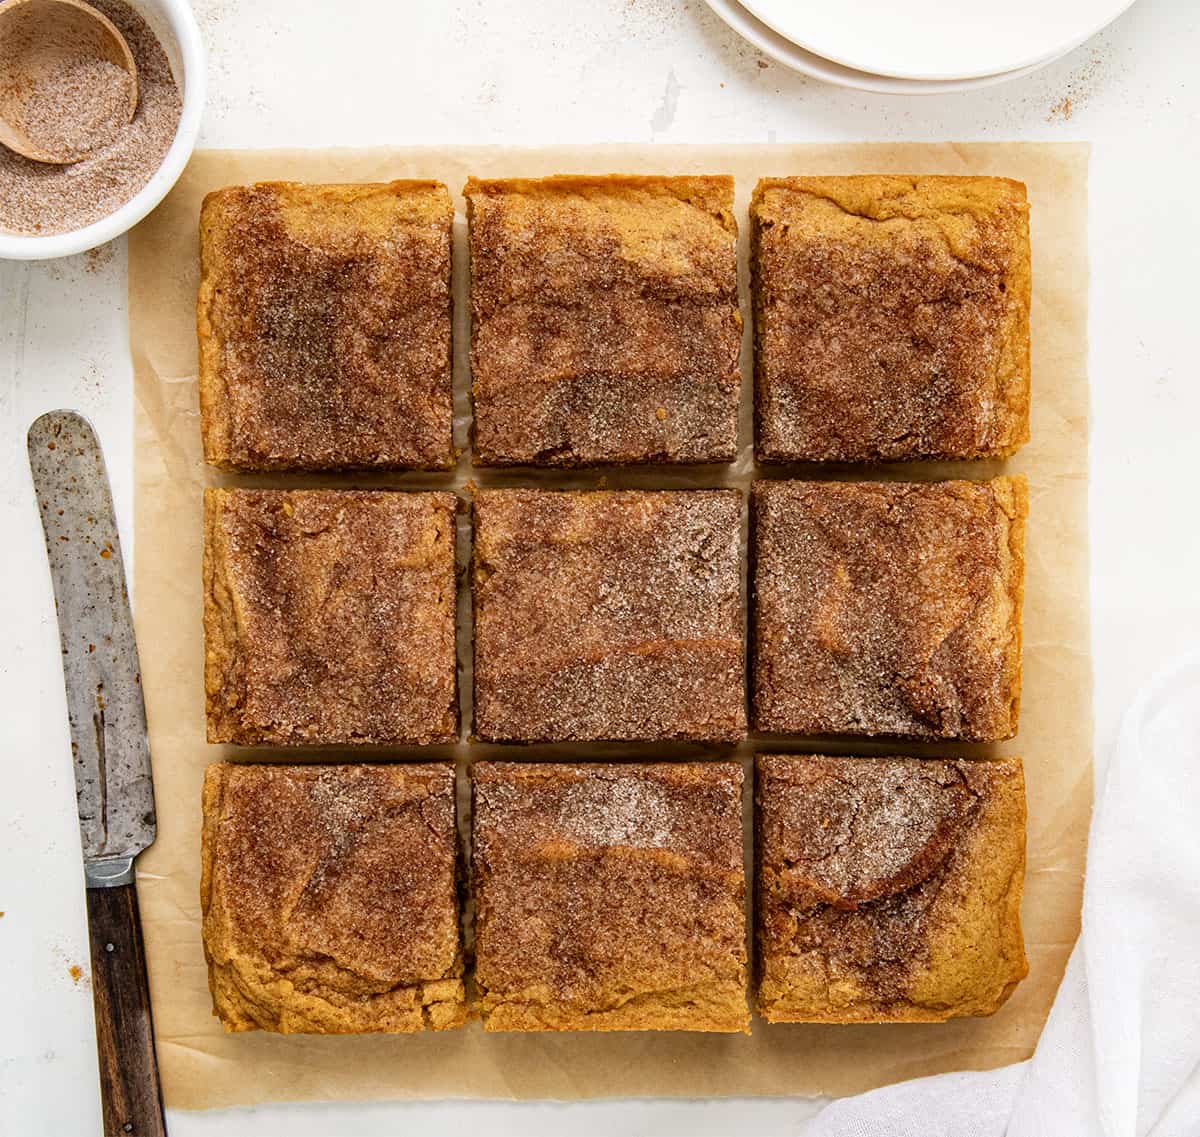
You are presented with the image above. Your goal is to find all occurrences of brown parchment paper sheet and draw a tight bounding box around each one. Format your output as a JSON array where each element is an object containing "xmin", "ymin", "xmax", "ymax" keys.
[{"xmin": 129, "ymin": 143, "xmax": 1091, "ymax": 1110}]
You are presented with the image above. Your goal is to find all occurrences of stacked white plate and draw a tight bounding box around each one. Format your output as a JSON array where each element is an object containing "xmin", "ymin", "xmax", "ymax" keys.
[{"xmin": 705, "ymin": 0, "xmax": 1138, "ymax": 93}]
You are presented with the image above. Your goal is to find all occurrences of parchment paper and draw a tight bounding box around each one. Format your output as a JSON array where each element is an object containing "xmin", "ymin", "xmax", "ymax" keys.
[{"xmin": 129, "ymin": 143, "xmax": 1091, "ymax": 1110}]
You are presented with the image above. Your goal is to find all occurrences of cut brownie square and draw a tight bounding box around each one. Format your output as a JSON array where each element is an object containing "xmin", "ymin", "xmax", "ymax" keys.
[
  {"xmin": 200, "ymin": 762, "xmax": 466, "ymax": 1033},
  {"xmin": 472, "ymin": 761, "xmax": 749, "ymax": 1032},
  {"xmin": 752, "ymin": 477, "xmax": 1026, "ymax": 741},
  {"xmin": 204, "ymin": 488, "xmax": 457, "ymax": 745},
  {"xmin": 198, "ymin": 181, "xmax": 454, "ymax": 470},
  {"xmin": 467, "ymin": 175, "xmax": 741, "ymax": 466},
  {"xmin": 472, "ymin": 488, "xmax": 745, "ymax": 742},
  {"xmin": 752, "ymin": 175, "xmax": 1031, "ymax": 462},
  {"xmin": 755, "ymin": 754, "xmax": 1028, "ymax": 1023}
]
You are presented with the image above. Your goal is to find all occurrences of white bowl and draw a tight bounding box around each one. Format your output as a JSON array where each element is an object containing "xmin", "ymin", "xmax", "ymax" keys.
[{"xmin": 0, "ymin": 0, "xmax": 205, "ymax": 261}]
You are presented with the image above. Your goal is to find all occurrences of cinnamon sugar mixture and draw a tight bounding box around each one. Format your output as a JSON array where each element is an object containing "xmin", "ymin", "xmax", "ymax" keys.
[
  {"xmin": 6, "ymin": 57, "xmax": 132, "ymax": 160},
  {"xmin": 766, "ymin": 757, "xmax": 980, "ymax": 909},
  {"xmin": 474, "ymin": 764, "xmax": 744, "ymax": 861},
  {"xmin": 0, "ymin": 0, "xmax": 181, "ymax": 236}
]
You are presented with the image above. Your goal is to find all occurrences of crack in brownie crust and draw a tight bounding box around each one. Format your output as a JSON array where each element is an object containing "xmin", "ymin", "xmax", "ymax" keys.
[
  {"xmin": 204, "ymin": 488, "xmax": 458, "ymax": 745},
  {"xmin": 198, "ymin": 181, "xmax": 454, "ymax": 470},
  {"xmin": 472, "ymin": 488, "xmax": 746, "ymax": 742},
  {"xmin": 200, "ymin": 762, "xmax": 466, "ymax": 1033},
  {"xmin": 752, "ymin": 175, "xmax": 1031, "ymax": 462},
  {"xmin": 467, "ymin": 175, "xmax": 742, "ymax": 466},
  {"xmin": 755, "ymin": 755, "xmax": 1028, "ymax": 1023},
  {"xmin": 752, "ymin": 477, "xmax": 1026, "ymax": 741},
  {"xmin": 472, "ymin": 762, "xmax": 749, "ymax": 1032}
]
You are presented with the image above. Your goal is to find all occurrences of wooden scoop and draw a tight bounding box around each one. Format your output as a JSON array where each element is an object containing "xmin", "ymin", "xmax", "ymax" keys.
[{"xmin": 0, "ymin": 0, "xmax": 138, "ymax": 164}]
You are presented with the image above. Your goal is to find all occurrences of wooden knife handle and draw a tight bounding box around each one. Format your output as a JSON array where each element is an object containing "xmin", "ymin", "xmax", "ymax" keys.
[{"xmin": 86, "ymin": 883, "xmax": 166, "ymax": 1137}]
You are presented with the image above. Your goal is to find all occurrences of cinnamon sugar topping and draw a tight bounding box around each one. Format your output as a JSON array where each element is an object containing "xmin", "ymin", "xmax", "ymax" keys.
[
  {"xmin": 764, "ymin": 757, "xmax": 980, "ymax": 909},
  {"xmin": 755, "ymin": 755, "xmax": 1028, "ymax": 1022},
  {"xmin": 752, "ymin": 477, "xmax": 1026, "ymax": 741},
  {"xmin": 473, "ymin": 488, "xmax": 745, "ymax": 742},
  {"xmin": 473, "ymin": 763, "xmax": 745, "ymax": 868},
  {"xmin": 752, "ymin": 175, "xmax": 1031, "ymax": 462},
  {"xmin": 203, "ymin": 489, "xmax": 458, "ymax": 746},
  {"xmin": 467, "ymin": 175, "xmax": 742, "ymax": 466}
]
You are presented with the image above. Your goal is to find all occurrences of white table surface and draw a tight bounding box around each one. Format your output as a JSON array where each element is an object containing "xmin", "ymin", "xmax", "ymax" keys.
[{"xmin": 2, "ymin": 1, "xmax": 1198, "ymax": 1133}]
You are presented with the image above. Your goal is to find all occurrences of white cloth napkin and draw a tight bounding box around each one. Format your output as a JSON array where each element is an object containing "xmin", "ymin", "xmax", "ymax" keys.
[{"xmin": 801, "ymin": 650, "xmax": 1200, "ymax": 1137}]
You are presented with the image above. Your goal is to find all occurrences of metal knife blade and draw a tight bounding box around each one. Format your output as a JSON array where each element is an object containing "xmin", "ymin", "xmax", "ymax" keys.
[{"xmin": 28, "ymin": 410, "xmax": 156, "ymax": 888}]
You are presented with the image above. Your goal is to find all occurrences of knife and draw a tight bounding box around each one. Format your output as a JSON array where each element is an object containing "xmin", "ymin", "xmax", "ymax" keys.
[{"xmin": 28, "ymin": 410, "xmax": 166, "ymax": 1137}]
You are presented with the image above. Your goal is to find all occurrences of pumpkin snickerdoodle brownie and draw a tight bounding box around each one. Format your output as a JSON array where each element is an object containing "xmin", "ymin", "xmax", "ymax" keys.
[
  {"xmin": 752, "ymin": 175, "xmax": 1031, "ymax": 463},
  {"xmin": 467, "ymin": 174, "xmax": 742, "ymax": 466},
  {"xmin": 198, "ymin": 180, "xmax": 454, "ymax": 470},
  {"xmin": 755, "ymin": 754, "xmax": 1028, "ymax": 1023},
  {"xmin": 472, "ymin": 487, "xmax": 745, "ymax": 743},
  {"xmin": 752, "ymin": 476, "xmax": 1026, "ymax": 741},
  {"xmin": 201, "ymin": 762, "xmax": 466, "ymax": 1033},
  {"xmin": 204, "ymin": 488, "xmax": 457, "ymax": 746},
  {"xmin": 471, "ymin": 761, "xmax": 749, "ymax": 1032}
]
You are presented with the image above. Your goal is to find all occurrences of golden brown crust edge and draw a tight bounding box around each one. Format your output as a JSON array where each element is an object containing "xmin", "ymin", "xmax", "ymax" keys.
[
  {"xmin": 995, "ymin": 474, "xmax": 1029, "ymax": 740},
  {"xmin": 196, "ymin": 198, "xmax": 229, "ymax": 468},
  {"xmin": 1000, "ymin": 184, "xmax": 1033, "ymax": 457},
  {"xmin": 752, "ymin": 174, "xmax": 1028, "ymax": 218},
  {"xmin": 464, "ymin": 173, "xmax": 737, "ymax": 231},
  {"xmin": 202, "ymin": 488, "xmax": 240, "ymax": 745},
  {"xmin": 479, "ymin": 981, "xmax": 750, "ymax": 1033}
]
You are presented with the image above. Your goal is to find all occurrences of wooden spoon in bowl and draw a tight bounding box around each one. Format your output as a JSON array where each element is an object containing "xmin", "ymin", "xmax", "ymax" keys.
[{"xmin": 0, "ymin": 0, "xmax": 138, "ymax": 164}]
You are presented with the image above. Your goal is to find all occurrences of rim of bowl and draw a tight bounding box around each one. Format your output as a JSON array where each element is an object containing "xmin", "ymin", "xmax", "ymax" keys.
[{"xmin": 0, "ymin": 0, "xmax": 206, "ymax": 261}]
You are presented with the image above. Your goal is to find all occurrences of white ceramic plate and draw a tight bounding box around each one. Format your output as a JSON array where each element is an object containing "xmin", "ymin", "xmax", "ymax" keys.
[
  {"xmin": 704, "ymin": 0, "xmax": 1075, "ymax": 93},
  {"xmin": 737, "ymin": 0, "xmax": 1137, "ymax": 81}
]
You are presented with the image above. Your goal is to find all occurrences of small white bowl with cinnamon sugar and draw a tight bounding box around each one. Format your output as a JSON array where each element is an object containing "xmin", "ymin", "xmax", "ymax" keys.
[{"xmin": 0, "ymin": 0, "xmax": 205, "ymax": 260}]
